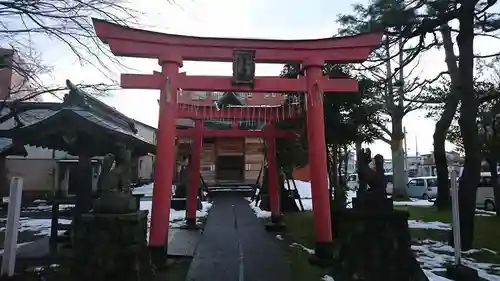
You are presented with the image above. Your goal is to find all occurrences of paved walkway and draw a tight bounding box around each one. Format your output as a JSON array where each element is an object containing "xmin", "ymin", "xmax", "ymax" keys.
[{"xmin": 185, "ymin": 193, "xmax": 292, "ymax": 281}]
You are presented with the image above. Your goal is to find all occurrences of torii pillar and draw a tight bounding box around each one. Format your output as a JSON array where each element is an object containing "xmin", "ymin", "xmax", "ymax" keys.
[
  {"xmin": 264, "ymin": 128, "xmax": 286, "ymax": 231},
  {"xmin": 186, "ymin": 119, "xmax": 203, "ymax": 229},
  {"xmin": 304, "ymin": 58, "xmax": 333, "ymax": 258},
  {"xmin": 148, "ymin": 55, "xmax": 182, "ymax": 264}
]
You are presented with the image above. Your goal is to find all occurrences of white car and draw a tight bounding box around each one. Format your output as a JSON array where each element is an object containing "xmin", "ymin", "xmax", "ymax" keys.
[
  {"xmin": 456, "ymin": 172, "xmax": 496, "ymax": 211},
  {"xmin": 407, "ymin": 176, "xmax": 438, "ymax": 199}
]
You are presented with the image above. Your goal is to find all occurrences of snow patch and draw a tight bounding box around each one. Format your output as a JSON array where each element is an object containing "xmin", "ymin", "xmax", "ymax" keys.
[
  {"xmin": 287, "ymin": 180, "xmax": 433, "ymax": 209},
  {"xmin": 139, "ymin": 199, "xmax": 213, "ymax": 240},
  {"xmin": 408, "ymin": 220, "xmax": 451, "ymax": 231},
  {"xmin": 290, "ymin": 242, "xmax": 315, "ymax": 255},
  {"xmin": 393, "ymin": 199, "xmax": 434, "ymax": 207},
  {"xmin": 0, "ymin": 217, "xmax": 71, "ymax": 237},
  {"xmin": 248, "ymin": 201, "xmax": 271, "ymax": 219},
  {"xmin": 322, "ymin": 275, "xmax": 335, "ymax": 281},
  {"xmin": 476, "ymin": 209, "xmax": 496, "ymax": 216},
  {"xmin": 133, "ymin": 184, "xmax": 176, "ymax": 197},
  {"xmin": 288, "ymin": 180, "xmax": 312, "ymax": 199},
  {"xmin": 424, "ymin": 270, "xmax": 451, "ymax": 281},
  {"xmin": 413, "ymin": 240, "xmax": 500, "ymax": 280}
]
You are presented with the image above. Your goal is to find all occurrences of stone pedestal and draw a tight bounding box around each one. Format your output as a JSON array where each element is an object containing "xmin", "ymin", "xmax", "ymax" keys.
[
  {"xmin": 330, "ymin": 207, "xmax": 429, "ymax": 281},
  {"xmin": 73, "ymin": 211, "xmax": 153, "ymax": 281}
]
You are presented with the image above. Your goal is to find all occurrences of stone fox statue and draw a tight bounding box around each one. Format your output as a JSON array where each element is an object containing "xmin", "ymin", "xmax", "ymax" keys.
[
  {"xmin": 98, "ymin": 144, "xmax": 132, "ymax": 194},
  {"xmin": 357, "ymin": 148, "xmax": 387, "ymax": 197},
  {"xmin": 94, "ymin": 144, "xmax": 135, "ymax": 214}
]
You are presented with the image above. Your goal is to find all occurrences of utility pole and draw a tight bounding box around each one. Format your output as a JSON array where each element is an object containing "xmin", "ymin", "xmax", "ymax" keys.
[
  {"xmin": 415, "ymin": 136, "xmax": 419, "ymax": 157},
  {"xmin": 403, "ymin": 127, "xmax": 408, "ymax": 172}
]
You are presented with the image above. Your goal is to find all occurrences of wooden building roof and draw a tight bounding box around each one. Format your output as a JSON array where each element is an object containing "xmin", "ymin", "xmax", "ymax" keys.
[{"xmin": 0, "ymin": 80, "xmax": 155, "ymax": 157}]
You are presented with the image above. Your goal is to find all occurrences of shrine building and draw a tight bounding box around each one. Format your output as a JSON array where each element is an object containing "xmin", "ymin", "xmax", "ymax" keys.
[{"xmin": 175, "ymin": 91, "xmax": 287, "ymax": 186}]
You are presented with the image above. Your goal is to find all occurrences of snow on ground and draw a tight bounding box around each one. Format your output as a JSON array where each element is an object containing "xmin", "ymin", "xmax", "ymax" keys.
[
  {"xmin": 289, "ymin": 181, "xmax": 433, "ymax": 212},
  {"xmin": 477, "ymin": 209, "xmax": 497, "ymax": 216},
  {"xmin": 0, "ymin": 216, "xmax": 71, "ymax": 251},
  {"xmin": 254, "ymin": 180, "xmax": 500, "ymax": 280},
  {"xmin": 289, "ymin": 180, "xmax": 312, "ymax": 199},
  {"xmin": 133, "ymin": 183, "xmax": 215, "ymax": 231},
  {"xmin": 393, "ymin": 199, "xmax": 434, "ymax": 207},
  {"xmin": 139, "ymin": 199, "xmax": 213, "ymax": 234},
  {"xmin": 290, "ymin": 242, "xmax": 315, "ymax": 255},
  {"xmin": 424, "ymin": 270, "xmax": 452, "ymax": 281},
  {"xmin": 18, "ymin": 218, "xmax": 71, "ymax": 236},
  {"xmin": 132, "ymin": 183, "xmax": 176, "ymax": 197},
  {"xmin": 408, "ymin": 220, "xmax": 451, "ymax": 231},
  {"xmin": 0, "ymin": 217, "xmax": 71, "ymax": 237},
  {"xmin": 413, "ymin": 240, "xmax": 500, "ymax": 281},
  {"xmin": 248, "ymin": 200, "xmax": 271, "ymax": 219},
  {"xmin": 0, "ymin": 191, "xmax": 212, "ymax": 250},
  {"xmin": 24, "ymin": 203, "xmax": 74, "ymax": 212}
]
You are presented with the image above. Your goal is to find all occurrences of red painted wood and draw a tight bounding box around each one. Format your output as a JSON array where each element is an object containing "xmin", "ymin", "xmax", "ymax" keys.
[
  {"xmin": 121, "ymin": 73, "xmax": 161, "ymax": 90},
  {"xmin": 176, "ymin": 129, "xmax": 295, "ymax": 138},
  {"xmin": 266, "ymin": 135, "xmax": 281, "ymax": 219},
  {"xmin": 176, "ymin": 105, "xmax": 300, "ymax": 120},
  {"xmin": 304, "ymin": 64, "xmax": 332, "ymax": 244},
  {"xmin": 186, "ymin": 120, "xmax": 202, "ymax": 223},
  {"xmin": 121, "ymin": 72, "xmax": 359, "ymax": 93},
  {"xmin": 92, "ymin": 17, "xmax": 384, "ymax": 249},
  {"xmin": 149, "ymin": 62, "xmax": 178, "ymax": 247},
  {"xmin": 93, "ymin": 18, "xmax": 383, "ymax": 51},
  {"xmin": 106, "ymin": 38, "xmax": 374, "ymax": 63}
]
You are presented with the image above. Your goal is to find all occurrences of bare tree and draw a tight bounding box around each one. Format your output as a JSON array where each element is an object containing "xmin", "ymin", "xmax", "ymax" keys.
[
  {"xmin": 0, "ymin": 0, "xmax": 148, "ymax": 103},
  {"xmin": 337, "ymin": 0, "xmax": 443, "ymax": 199},
  {"xmin": 399, "ymin": 0, "xmax": 500, "ymax": 250}
]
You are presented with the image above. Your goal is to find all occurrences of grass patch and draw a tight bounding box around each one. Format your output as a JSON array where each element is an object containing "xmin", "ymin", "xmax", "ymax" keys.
[
  {"xmin": 398, "ymin": 206, "xmax": 500, "ymax": 264},
  {"xmin": 281, "ymin": 213, "xmax": 330, "ymax": 281},
  {"xmin": 283, "ymin": 206, "xmax": 500, "ymax": 273},
  {"xmin": 395, "ymin": 205, "xmax": 452, "ymax": 223},
  {"xmin": 396, "ymin": 206, "xmax": 500, "ymax": 250}
]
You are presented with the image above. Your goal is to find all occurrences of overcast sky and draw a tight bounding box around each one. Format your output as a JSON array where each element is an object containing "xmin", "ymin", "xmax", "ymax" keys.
[{"xmin": 36, "ymin": 0, "xmax": 500, "ymax": 158}]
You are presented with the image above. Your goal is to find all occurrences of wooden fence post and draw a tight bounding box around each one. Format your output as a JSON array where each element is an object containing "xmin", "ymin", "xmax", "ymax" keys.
[{"xmin": 1, "ymin": 177, "xmax": 24, "ymax": 276}]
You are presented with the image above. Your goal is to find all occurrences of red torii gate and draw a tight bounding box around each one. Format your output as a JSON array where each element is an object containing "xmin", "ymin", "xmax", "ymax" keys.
[
  {"xmin": 175, "ymin": 107, "xmax": 297, "ymax": 229},
  {"xmin": 92, "ymin": 18, "xmax": 382, "ymax": 260}
]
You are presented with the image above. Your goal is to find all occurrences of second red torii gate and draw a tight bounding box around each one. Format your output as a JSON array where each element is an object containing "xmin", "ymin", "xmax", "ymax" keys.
[
  {"xmin": 177, "ymin": 105, "xmax": 297, "ymax": 230},
  {"xmin": 179, "ymin": 116, "xmax": 291, "ymax": 229},
  {"xmin": 92, "ymin": 17, "xmax": 382, "ymax": 261}
]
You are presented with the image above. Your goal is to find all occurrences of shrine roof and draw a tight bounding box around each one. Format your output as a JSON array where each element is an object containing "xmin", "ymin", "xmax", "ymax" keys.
[
  {"xmin": 215, "ymin": 92, "xmax": 246, "ymax": 107},
  {"xmin": 0, "ymin": 137, "xmax": 26, "ymax": 156},
  {"xmin": 0, "ymin": 80, "xmax": 155, "ymax": 156}
]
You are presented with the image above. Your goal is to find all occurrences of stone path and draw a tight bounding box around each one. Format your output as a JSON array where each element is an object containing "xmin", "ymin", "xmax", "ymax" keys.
[
  {"xmin": 167, "ymin": 228, "xmax": 200, "ymax": 257},
  {"xmin": 185, "ymin": 193, "xmax": 291, "ymax": 281}
]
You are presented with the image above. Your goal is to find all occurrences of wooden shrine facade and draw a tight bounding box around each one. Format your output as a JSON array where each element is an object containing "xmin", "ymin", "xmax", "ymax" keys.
[
  {"xmin": 175, "ymin": 104, "xmax": 298, "ymax": 185},
  {"xmin": 177, "ymin": 135, "xmax": 265, "ymax": 184},
  {"xmin": 93, "ymin": 17, "xmax": 382, "ymax": 259}
]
